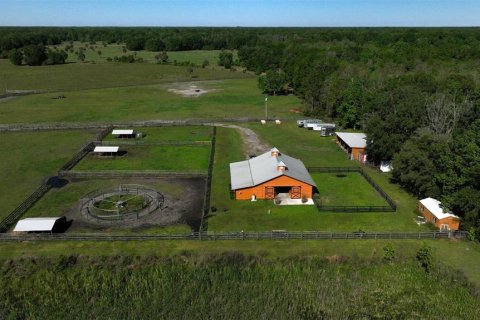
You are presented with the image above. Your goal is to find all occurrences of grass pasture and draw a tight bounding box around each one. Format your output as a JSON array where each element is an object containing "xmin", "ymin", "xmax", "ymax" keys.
[
  {"xmin": 0, "ymin": 58, "xmax": 250, "ymax": 92},
  {"xmin": 207, "ymin": 127, "xmax": 426, "ymax": 232},
  {"xmin": 312, "ymin": 172, "xmax": 389, "ymax": 207},
  {"xmin": 0, "ymin": 79, "xmax": 301, "ymax": 124},
  {"xmin": 0, "ymin": 130, "xmax": 96, "ymax": 220},
  {"xmin": 245, "ymin": 122, "xmax": 356, "ymax": 167},
  {"xmin": 75, "ymin": 144, "xmax": 210, "ymax": 171},
  {"xmin": 103, "ymin": 125, "xmax": 213, "ymax": 143}
]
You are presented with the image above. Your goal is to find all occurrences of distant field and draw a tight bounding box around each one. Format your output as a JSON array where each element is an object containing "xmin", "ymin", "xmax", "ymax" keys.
[
  {"xmin": 0, "ymin": 79, "xmax": 301, "ymax": 124},
  {"xmin": 0, "ymin": 130, "xmax": 95, "ymax": 220},
  {"xmin": 50, "ymin": 42, "xmax": 236, "ymax": 66},
  {"xmin": 0, "ymin": 58, "xmax": 251, "ymax": 92},
  {"xmin": 312, "ymin": 172, "xmax": 389, "ymax": 206},
  {"xmin": 75, "ymin": 145, "xmax": 210, "ymax": 171}
]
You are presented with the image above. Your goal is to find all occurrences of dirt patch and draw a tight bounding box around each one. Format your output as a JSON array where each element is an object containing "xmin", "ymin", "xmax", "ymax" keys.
[
  {"xmin": 167, "ymin": 82, "xmax": 218, "ymax": 97},
  {"xmin": 214, "ymin": 123, "xmax": 271, "ymax": 158},
  {"xmin": 62, "ymin": 177, "xmax": 205, "ymax": 232}
]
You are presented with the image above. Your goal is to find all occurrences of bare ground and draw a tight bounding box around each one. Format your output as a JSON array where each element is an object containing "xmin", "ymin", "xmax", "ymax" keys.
[
  {"xmin": 213, "ymin": 123, "xmax": 271, "ymax": 158},
  {"xmin": 62, "ymin": 177, "xmax": 205, "ymax": 232},
  {"xmin": 167, "ymin": 82, "xmax": 218, "ymax": 97}
]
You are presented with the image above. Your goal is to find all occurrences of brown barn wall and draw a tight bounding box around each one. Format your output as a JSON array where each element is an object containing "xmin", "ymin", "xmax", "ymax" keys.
[
  {"xmin": 235, "ymin": 175, "xmax": 314, "ymax": 200},
  {"xmin": 418, "ymin": 203, "xmax": 460, "ymax": 231}
]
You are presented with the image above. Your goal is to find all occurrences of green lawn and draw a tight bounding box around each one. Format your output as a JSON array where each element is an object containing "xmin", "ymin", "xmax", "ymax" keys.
[
  {"xmin": 75, "ymin": 145, "xmax": 210, "ymax": 171},
  {"xmin": 313, "ymin": 172, "xmax": 389, "ymax": 206},
  {"xmin": 103, "ymin": 126, "xmax": 213, "ymax": 143},
  {"xmin": 244, "ymin": 122, "xmax": 356, "ymax": 167},
  {"xmin": 0, "ymin": 130, "xmax": 95, "ymax": 220},
  {"xmin": 207, "ymin": 127, "xmax": 426, "ymax": 232},
  {"xmin": 0, "ymin": 79, "xmax": 301, "ymax": 124},
  {"xmin": 0, "ymin": 58, "xmax": 250, "ymax": 92}
]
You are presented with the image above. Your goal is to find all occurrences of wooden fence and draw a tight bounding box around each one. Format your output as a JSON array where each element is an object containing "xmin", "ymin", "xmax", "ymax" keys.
[
  {"xmin": 200, "ymin": 126, "xmax": 217, "ymax": 231},
  {"xmin": 0, "ymin": 118, "xmax": 291, "ymax": 133},
  {"xmin": 97, "ymin": 140, "xmax": 211, "ymax": 146},
  {"xmin": 0, "ymin": 231, "xmax": 468, "ymax": 242},
  {"xmin": 58, "ymin": 170, "xmax": 207, "ymax": 179},
  {"xmin": 0, "ymin": 183, "xmax": 52, "ymax": 233},
  {"xmin": 308, "ymin": 167, "xmax": 397, "ymax": 213}
]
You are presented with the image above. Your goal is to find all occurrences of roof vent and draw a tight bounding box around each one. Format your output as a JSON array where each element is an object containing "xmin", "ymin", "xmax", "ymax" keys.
[
  {"xmin": 271, "ymin": 147, "xmax": 280, "ymax": 157},
  {"xmin": 277, "ymin": 160, "xmax": 287, "ymax": 171}
]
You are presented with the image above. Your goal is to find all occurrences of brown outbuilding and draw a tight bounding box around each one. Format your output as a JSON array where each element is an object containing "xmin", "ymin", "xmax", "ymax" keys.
[{"xmin": 230, "ymin": 148, "xmax": 316, "ymax": 200}]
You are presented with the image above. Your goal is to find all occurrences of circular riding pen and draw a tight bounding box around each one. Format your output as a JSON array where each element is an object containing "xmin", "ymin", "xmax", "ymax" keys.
[{"xmin": 80, "ymin": 184, "xmax": 165, "ymax": 222}]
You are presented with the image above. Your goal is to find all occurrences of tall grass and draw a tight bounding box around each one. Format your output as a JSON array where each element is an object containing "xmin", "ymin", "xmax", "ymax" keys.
[{"xmin": 0, "ymin": 254, "xmax": 478, "ymax": 319}]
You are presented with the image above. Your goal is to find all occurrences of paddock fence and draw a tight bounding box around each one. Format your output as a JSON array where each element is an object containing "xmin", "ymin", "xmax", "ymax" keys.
[
  {"xmin": 0, "ymin": 231, "xmax": 468, "ymax": 242},
  {"xmin": 0, "ymin": 183, "xmax": 52, "ymax": 233},
  {"xmin": 97, "ymin": 140, "xmax": 212, "ymax": 146},
  {"xmin": 308, "ymin": 167, "xmax": 397, "ymax": 213},
  {"xmin": 58, "ymin": 170, "xmax": 208, "ymax": 179},
  {"xmin": 200, "ymin": 126, "xmax": 217, "ymax": 231},
  {"xmin": 0, "ymin": 118, "xmax": 291, "ymax": 132}
]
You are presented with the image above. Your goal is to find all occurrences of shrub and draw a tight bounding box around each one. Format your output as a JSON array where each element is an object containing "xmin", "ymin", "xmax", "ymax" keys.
[
  {"xmin": 383, "ymin": 244, "xmax": 395, "ymax": 263},
  {"xmin": 416, "ymin": 244, "xmax": 434, "ymax": 273}
]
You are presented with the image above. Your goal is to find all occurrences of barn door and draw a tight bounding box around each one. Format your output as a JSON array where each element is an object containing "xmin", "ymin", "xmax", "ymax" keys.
[
  {"xmin": 291, "ymin": 186, "xmax": 301, "ymax": 199},
  {"xmin": 265, "ymin": 187, "xmax": 275, "ymax": 199}
]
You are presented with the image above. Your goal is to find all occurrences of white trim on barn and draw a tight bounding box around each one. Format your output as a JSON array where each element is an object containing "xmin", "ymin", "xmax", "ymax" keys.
[
  {"xmin": 93, "ymin": 146, "xmax": 119, "ymax": 153},
  {"xmin": 13, "ymin": 217, "xmax": 63, "ymax": 232}
]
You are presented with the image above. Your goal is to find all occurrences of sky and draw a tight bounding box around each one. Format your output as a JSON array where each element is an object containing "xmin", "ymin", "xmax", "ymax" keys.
[{"xmin": 0, "ymin": 0, "xmax": 479, "ymax": 27}]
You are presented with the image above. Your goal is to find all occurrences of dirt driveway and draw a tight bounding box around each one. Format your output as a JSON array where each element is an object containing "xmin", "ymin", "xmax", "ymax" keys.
[{"xmin": 213, "ymin": 123, "xmax": 271, "ymax": 158}]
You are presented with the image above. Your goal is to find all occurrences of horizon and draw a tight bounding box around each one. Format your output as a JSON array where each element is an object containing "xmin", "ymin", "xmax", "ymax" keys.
[{"xmin": 0, "ymin": 1, "xmax": 479, "ymax": 27}]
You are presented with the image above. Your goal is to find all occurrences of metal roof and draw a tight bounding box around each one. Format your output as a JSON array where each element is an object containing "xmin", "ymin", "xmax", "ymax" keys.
[
  {"xmin": 335, "ymin": 132, "xmax": 367, "ymax": 149},
  {"xmin": 13, "ymin": 217, "xmax": 62, "ymax": 232},
  {"xmin": 94, "ymin": 146, "xmax": 119, "ymax": 153},
  {"xmin": 230, "ymin": 148, "xmax": 317, "ymax": 190},
  {"xmin": 420, "ymin": 197, "xmax": 460, "ymax": 220},
  {"xmin": 112, "ymin": 129, "xmax": 134, "ymax": 135}
]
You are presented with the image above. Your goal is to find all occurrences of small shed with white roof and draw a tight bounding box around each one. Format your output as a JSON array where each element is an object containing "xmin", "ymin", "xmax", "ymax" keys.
[
  {"xmin": 93, "ymin": 146, "xmax": 119, "ymax": 156},
  {"xmin": 13, "ymin": 217, "xmax": 67, "ymax": 233},
  {"xmin": 230, "ymin": 148, "xmax": 316, "ymax": 200},
  {"xmin": 335, "ymin": 132, "xmax": 367, "ymax": 163},
  {"xmin": 419, "ymin": 197, "xmax": 460, "ymax": 231},
  {"xmin": 112, "ymin": 129, "xmax": 136, "ymax": 139}
]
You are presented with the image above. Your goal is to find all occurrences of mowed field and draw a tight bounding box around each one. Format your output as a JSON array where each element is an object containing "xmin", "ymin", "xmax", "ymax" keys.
[
  {"xmin": 75, "ymin": 145, "xmax": 210, "ymax": 171},
  {"xmin": 312, "ymin": 172, "xmax": 389, "ymax": 206},
  {"xmin": 103, "ymin": 126, "xmax": 213, "ymax": 143},
  {"xmin": 207, "ymin": 125, "xmax": 427, "ymax": 232},
  {"xmin": 0, "ymin": 79, "xmax": 301, "ymax": 124},
  {"xmin": 0, "ymin": 57, "xmax": 250, "ymax": 92},
  {"xmin": 0, "ymin": 130, "xmax": 95, "ymax": 220}
]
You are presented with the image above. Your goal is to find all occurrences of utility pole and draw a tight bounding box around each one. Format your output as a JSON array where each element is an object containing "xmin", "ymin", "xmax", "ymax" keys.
[{"xmin": 264, "ymin": 95, "xmax": 268, "ymax": 120}]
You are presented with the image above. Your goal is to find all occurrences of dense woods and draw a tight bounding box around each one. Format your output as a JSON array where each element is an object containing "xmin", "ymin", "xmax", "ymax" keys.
[
  {"xmin": 1, "ymin": 253, "xmax": 479, "ymax": 319},
  {"xmin": 1, "ymin": 27, "xmax": 480, "ymax": 236}
]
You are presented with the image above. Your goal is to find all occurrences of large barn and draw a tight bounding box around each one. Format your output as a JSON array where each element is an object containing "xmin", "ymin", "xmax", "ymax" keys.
[{"xmin": 230, "ymin": 148, "xmax": 316, "ymax": 200}]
